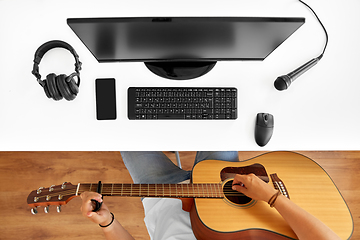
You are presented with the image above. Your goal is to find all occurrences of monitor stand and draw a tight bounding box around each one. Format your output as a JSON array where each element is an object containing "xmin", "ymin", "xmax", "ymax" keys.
[{"xmin": 145, "ymin": 61, "xmax": 217, "ymax": 80}]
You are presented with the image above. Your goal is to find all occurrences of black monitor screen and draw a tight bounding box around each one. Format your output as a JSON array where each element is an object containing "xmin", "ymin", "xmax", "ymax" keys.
[{"xmin": 67, "ymin": 17, "xmax": 304, "ymax": 62}]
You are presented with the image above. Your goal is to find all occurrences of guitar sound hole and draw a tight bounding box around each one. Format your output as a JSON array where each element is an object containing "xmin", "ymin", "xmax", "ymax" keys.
[{"xmin": 223, "ymin": 180, "xmax": 252, "ymax": 205}]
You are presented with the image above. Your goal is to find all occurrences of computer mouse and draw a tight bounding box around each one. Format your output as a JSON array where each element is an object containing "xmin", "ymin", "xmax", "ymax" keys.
[{"xmin": 255, "ymin": 113, "xmax": 274, "ymax": 147}]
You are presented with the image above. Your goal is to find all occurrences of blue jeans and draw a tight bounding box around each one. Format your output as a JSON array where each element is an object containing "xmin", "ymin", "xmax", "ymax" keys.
[{"xmin": 120, "ymin": 151, "xmax": 239, "ymax": 184}]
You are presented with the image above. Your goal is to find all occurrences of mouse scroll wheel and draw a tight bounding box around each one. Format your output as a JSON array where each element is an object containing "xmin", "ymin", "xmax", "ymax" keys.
[{"xmin": 264, "ymin": 114, "xmax": 268, "ymax": 122}]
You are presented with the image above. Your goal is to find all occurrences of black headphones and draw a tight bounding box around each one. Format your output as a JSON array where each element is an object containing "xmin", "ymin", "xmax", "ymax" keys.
[{"xmin": 31, "ymin": 40, "xmax": 82, "ymax": 101}]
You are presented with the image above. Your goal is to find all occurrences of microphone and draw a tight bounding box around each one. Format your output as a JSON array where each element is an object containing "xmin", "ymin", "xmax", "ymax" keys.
[
  {"xmin": 274, "ymin": 57, "xmax": 320, "ymax": 91},
  {"xmin": 273, "ymin": 0, "xmax": 329, "ymax": 91}
]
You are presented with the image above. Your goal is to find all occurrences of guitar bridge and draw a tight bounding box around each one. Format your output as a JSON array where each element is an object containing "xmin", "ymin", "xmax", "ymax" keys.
[{"xmin": 270, "ymin": 173, "xmax": 290, "ymax": 199}]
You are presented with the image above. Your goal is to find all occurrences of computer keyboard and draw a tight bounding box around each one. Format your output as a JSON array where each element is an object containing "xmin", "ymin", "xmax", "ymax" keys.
[{"xmin": 128, "ymin": 87, "xmax": 237, "ymax": 120}]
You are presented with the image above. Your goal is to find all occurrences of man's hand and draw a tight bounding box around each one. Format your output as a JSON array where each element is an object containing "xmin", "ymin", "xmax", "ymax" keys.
[
  {"xmin": 232, "ymin": 173, "xmax": 278, "ymax": 202},
  {"xmin": 80, "ymin": 191, "xmax": 113, "ymax": 226}
]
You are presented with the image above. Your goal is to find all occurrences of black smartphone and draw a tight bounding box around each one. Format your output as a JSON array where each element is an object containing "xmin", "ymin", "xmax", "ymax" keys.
[{"xmin": 95, "ymin": 78, "xmax": 117, "ymax": 120}]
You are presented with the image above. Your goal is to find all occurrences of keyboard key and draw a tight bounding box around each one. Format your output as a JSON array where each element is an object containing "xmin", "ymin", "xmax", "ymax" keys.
[{"xmin": 158, "ymin": 114, "xmax": 186, "ymax": 119}]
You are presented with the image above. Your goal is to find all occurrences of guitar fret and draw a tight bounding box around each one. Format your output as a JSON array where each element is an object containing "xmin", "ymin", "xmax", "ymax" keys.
[{"xmin": 76, "ymin": 183, "xmax": 80, "ymax": 196}]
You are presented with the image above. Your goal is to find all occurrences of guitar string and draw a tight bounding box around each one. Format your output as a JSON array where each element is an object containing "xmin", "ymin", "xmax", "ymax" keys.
[
  {"xmin": 33, "ymin": 192, "xmax": 243, "ymax": 201},
  {"xmin": 33, "ymin": 184, "xmax": 245, "ymax": 200},
  {"xmin": 34, "ymin": 185, "xmax": 241, "ymax": 195},
  {"xmin": 34, "ymin": 185, "xmax": 239, "ymax": 195},
  {"xmin": 34, "ymin": 190, "xmax": 231, "ymax": 198},
  {"xmin": 34, "ymin": 190, "xmax": 245, "ymax": 201},
  {"xmin": 34, "ymin": 184, "xmax": 224, "ymax": 196}
]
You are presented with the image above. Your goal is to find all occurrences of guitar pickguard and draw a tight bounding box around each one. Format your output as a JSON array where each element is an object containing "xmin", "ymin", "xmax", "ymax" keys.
[{"xmin": 220, "ymin": 163, "xmax": 269, "ymax": 182}]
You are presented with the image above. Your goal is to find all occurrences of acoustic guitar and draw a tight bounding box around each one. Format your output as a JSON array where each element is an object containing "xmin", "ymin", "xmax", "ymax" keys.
[{"xmin": 27, "ymin": 151, "xmax": 353, "ymax": 239}]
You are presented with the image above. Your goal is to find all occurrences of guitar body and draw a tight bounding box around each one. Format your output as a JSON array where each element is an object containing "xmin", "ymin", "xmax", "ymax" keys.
[{"xmin": 189, "ymin": 151, "xmax": 353, "ymax": 240}]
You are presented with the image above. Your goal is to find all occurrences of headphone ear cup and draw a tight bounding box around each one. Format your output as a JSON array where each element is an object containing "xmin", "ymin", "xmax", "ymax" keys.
[
  {"xmin": 42, "ymin": 80, "xmax": 52, "ymax": 99},
  {"xmin": 66, "ymin": 74, "xmax": 79, "ymax": 95},
  {"xmin": 57, "ymin": 74, "xmax": 76, "ymax": 101},
  {"xmin": 46, "ymin": 73, "xmax": 63, "ymax": 101}
]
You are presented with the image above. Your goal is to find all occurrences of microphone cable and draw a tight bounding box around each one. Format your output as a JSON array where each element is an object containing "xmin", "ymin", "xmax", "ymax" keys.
[
  {"xmin": 274, "ymin": 0, "xmax": 329, "ymax": 90},
  {"xmin": 298, "ymin": 0, "xmax": 328, "ymax": 60}
]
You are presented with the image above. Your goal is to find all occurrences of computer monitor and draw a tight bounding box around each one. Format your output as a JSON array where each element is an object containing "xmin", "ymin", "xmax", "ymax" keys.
[{"xmin": 67, "ymin": 17, "xmax": 305, "ymax": 80}]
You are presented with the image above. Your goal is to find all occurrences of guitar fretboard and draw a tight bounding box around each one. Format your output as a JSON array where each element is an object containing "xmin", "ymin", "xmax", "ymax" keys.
[{"xmin": 78, "ymin": 183, "xmax": 224, "ymax": 198}]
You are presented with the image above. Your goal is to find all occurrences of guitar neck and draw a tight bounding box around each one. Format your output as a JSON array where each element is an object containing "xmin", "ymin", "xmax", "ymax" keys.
[{"xmin": 78, "ymin": 183, "xmax": 224, "ymax": 199}]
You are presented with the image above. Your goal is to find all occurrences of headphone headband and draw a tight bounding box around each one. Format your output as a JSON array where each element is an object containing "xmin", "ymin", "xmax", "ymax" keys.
[{"xmin": 31, "ymin": 40, "xmax": 82, "ymax": 86}]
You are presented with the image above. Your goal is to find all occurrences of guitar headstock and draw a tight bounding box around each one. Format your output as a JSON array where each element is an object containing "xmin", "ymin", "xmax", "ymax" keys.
[{"xmin": 27, "ymin": 182, "xmax": 78, "ymax": 214}]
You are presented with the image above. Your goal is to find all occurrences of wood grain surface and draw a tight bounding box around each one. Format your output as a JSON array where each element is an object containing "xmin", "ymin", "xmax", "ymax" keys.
[{"xmin": 0, "ymin": 151, "xmax": 358, "ymax": 240}]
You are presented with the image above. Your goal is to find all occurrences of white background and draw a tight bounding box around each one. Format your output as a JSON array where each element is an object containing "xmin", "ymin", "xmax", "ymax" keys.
[{"xmin": 0, "ymin": 0, "xmax": 359, "ymax": 150}]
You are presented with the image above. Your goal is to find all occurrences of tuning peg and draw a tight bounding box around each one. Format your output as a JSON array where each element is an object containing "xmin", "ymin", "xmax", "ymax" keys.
[
  {"xmin": 49, "ymin": 185, "xmax": 55, "ymax": 192},
  {"xmin": 57, "ymin": 205, "xmax": 62, "ymax": 213},
  {"xmin": 31, "ymin": 207, "xmax": 38, "ymax": 215},
  {"xmin": 61, "ymin": 182, "xmax": 67, "ymax": 189},
  {"xmin": 44, "ymin": 206, "xmax": 50, "ymax": 213},
  {"xmin": 37, "ymin": 187, "xmax": 44, "ymax": 194}
]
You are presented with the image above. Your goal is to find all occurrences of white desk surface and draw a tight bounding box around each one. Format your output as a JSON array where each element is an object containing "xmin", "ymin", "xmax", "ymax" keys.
[{"xmin": 1, "ymin": 0, "xmax": 359, "ymax": 151}]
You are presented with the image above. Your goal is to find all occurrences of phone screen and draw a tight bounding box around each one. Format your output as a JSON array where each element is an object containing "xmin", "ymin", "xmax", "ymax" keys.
[{"xmin": 95, "ymin": 78, "xmax": 117, "ymax": 120}]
